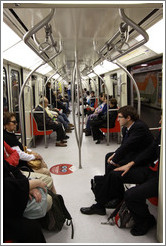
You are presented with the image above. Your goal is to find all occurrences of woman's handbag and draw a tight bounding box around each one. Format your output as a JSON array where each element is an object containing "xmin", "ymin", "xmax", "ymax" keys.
[
  {"xmin": 27, "ymin": 160, "xmax": 42, "ymax": 170},
  {"xmin": 24, "ymin": 146, "xmax": 42, "ymax": 169},
  {"xmin": 23, "ymin": 187, "xmax": 48, "ymax": 219}
]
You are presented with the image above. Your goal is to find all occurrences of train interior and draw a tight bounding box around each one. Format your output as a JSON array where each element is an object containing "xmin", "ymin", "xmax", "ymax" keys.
[{"xmin": 2, "ymin": 1, "xmax": 165, "ymax": 244}]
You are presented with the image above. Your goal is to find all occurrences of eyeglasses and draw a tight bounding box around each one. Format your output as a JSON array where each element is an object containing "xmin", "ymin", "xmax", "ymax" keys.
[
  {"xmin": 118, "ymin": 116, "xmax": 124, "ymax": 119},
  {"xmin": 10, "ymin": 120, "xmax": 17, "ymax": 124}
]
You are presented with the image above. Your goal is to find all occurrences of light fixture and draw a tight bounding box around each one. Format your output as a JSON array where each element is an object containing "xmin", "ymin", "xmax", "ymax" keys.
[{"xmin": 135, "ymin": 19, "xmax": 164, "ymax": 54}]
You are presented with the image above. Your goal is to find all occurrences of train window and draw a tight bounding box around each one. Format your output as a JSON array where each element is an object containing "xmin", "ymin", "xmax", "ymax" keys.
[
  {"xmin": 10, "ymin": 69, "xmax": 20, "ymax": 131},
  {"xmin": 3, "ymin": 67, "xmax": 9, "ymax": 112}
]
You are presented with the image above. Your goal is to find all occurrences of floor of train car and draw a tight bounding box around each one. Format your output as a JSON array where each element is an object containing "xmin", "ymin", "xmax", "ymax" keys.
[{"xmin": 31, "ymin": 106, "xmax": 158, "ymax": 244}]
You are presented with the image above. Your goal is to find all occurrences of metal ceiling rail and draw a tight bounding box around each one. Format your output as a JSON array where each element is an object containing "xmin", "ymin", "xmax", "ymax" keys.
[
  {"xmin": 23, "ymin": 8, "xmax": 63, "ymax": 64},
  {"xmin": 93, "ymin": 8, "xmax": 149, "ymax": 63}
]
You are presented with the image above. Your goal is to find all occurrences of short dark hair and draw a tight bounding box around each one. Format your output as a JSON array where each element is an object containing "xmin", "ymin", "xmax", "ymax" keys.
[
  {"xmin": 110, "ymin": 98, "xmax": 117, "ymax": 107},
  {"xmin": 118, "ymin": 106, "xmax": 139, "ymax": 121},
  {"xmin": 3, "ymin": 112, "xmax": 16, "ymax": 126}
]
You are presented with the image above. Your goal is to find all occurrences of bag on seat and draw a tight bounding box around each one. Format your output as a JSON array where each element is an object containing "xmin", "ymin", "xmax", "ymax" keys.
[
  {"xmin": 23, "ymin": 187, "xmax": 47, "ymax": 219},
  {"xmin": 40, "ymin": 190, "xmax": 74, "ymax": 239}
]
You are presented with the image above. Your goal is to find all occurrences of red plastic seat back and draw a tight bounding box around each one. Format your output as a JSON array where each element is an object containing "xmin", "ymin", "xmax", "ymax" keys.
[
  {"xmin": 30, "ymin": 113, "xmax": 53, "ymax": 136},
  {"xmin": 100, "ymin": 117, "xmax": 120, "ymax": 133}
]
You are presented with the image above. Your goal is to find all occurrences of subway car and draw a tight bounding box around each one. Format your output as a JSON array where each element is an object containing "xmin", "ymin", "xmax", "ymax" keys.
[{"xmin": 2, "ymin": 1, "xmax": 164, "ymax": 244}]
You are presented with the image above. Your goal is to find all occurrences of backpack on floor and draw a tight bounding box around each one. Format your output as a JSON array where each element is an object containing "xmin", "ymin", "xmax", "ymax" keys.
[
  {"xmin": 101, "ymin": 200, "xmax": 134, "ymax": 228},
  {"xmin": 40, "ymin": 190, "xmax": 74, "ymax": 239}
]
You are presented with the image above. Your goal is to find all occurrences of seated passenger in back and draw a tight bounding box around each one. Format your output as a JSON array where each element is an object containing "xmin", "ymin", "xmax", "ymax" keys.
[
  {"xmin": 90, "ymin": 97, "xmax": 118, "ymax": 143},
  {"xmin": 80, "ymin": 106, "xmax": 154, "ymax": 216},
  {"xmin": 84, "ymin": 92, "xmax": 107, "ymax": 136},
  {"xmin": 45, "ymin": 102, "xmax": 74, "ymax": 133},
  {"xmin": 84, "ymin": 90, "xmax": 96, "ymax": 116},
  {"xmin": 34, "ymin": 97, "xmax": 68, "ymax": 147}
]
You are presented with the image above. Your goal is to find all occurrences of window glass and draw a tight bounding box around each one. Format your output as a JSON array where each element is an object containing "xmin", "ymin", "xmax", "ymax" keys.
[
  {"xmin": 3, "ymin": 67, "xmax": 9, "ymax": 112},
  {"xmin": 10, "ymin": 69, "xmax": 20, "ymax": 131}
]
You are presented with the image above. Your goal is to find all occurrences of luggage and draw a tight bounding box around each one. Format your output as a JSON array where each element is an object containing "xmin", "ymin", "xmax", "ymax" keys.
[{"xmin": 101, "ymin": 200, "xmax": 134, "ymax": 228}]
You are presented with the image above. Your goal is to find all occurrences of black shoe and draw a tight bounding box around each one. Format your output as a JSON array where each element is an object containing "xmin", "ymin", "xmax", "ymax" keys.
[
  {"xmin": 96, "ymin": 140, "xmax": 101, "ymax": 144},
  {"xmin": 105, "ymin": 198, "xmax": 122, "ymax": 209},
  {"xmin": 80, "ymin": 204, "xmax": 106, "ymax": 215},
  {"xmin": 64, "ymin": 135, "xmax": 70, "ymax": 139},
  {"xmin": 130, "ymin": 215, "xmax": 156, "ymax": 236},
  {"xmin": 85, "ymin": 131, "xmax": 91, "ymax": 136}
]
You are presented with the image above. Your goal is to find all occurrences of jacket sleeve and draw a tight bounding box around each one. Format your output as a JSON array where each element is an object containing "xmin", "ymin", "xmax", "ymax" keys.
[{"xmin": 112, "ymin": 123, "xmax": 153, "ymax": 164}]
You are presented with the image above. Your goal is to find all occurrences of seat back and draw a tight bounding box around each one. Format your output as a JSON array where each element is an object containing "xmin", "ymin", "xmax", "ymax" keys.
[
  {"xmin": 100, "ymin": 116, "xmax": 120, "ymax": 133},
  {"xmin": 30, "ymin": 113, "xmax": 53, "ymax": 136}
]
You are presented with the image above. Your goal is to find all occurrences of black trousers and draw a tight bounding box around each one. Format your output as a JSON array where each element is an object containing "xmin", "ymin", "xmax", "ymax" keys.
[
  {"xmin": 124, "ymin": 176, "xmax": 158, "ymax": 226},
  {"xmin": 4, "ymin": 217, "xmax": 46, "ymax": 243},
  {"xmin": 90, "ymin": 119, "xmax": 106, "ymax": 141},
  {"xmin": 95, "ymin": 162, "xmax": 157, "ymax": 207},
  {"xmin": 45, "ymin": 122, "xmax": 66, "ymax": 141}
]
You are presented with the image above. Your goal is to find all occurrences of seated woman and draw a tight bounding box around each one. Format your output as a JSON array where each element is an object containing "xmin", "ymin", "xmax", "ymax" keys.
[
  {"xmin": 4, "ymin": 140, "xmax": 56, "ymax": 195},
  {"xmin": 4, "ymin": 111, "xmax": 53, "ymax": 175},
  {"xmin": 4, "ymin": 159, "xmax": 46, "ymax": 243},
  {"xmin": 3, "ymin": 112, "xmax": 56, "ymax": 193},
  {"xmin": 84, "ymin": 92, "xmax": 107, "ymax": 136},
  {"xmin": 90, "ymin": 98, "xmax": 118, "ymax": 143}
]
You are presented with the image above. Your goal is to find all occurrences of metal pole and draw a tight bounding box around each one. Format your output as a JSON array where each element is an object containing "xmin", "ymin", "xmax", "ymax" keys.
[
  {"xmin": 114, "ymin": 60, "xmax": 141, "ymax": 116},
  {"xmin": 93, "ymin": 71, "xmax": 110, "ymax": 145},
  {"xmin": 19, "ymin": 61, "xmax": 46, "ymax": 146}
]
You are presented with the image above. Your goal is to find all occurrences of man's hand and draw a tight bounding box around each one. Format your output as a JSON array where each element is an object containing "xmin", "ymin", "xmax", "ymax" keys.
[
  {"xmin": 107, "ymin": 153, "xmax": 115, "ymax": 164},
  {"xmin": 114, "ymin": 161, "xmax": 135, "ymax": 176}
]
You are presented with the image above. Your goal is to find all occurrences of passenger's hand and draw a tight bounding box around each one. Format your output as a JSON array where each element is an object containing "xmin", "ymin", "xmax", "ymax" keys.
[
  {"xmin": 107, "ymin": 153, "xmax": 115, "ymax": 164},
  {"xmin": 29, "ymin": 188, "xmax": 42, "ymax": 202},
  {"xmin": 29, "ymin": 179, "xmax": 47, "ymax": 192},
  {"xmin": 114, "ymin": 161, "xmax": 135, "ymax": 176},
  {"xmin": 34, "ymin": 153, "xmax": 42, "ymax": 160}
]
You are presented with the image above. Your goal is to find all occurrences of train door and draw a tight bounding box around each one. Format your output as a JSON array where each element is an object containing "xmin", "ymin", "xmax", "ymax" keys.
[{"xmin": 3, "ymin": 66, "xmax": 9, "ymax": 112}]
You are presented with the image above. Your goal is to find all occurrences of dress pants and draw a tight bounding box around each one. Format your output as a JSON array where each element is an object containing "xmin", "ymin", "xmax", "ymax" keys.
[
  {"xmin": 95, "ymin": 165, "xmax": 156, "ymax": 206},
  {"xmin": 124, "ymin": 176, "xmax": 158, "ymax": 225}
]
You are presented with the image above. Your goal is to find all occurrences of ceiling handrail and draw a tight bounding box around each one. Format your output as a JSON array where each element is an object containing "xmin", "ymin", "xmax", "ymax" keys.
[{"xmin": 93, "ymin": 8, "xmax": 149, "ymax": 62}]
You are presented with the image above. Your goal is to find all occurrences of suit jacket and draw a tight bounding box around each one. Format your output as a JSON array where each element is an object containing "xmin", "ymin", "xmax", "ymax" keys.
[{"xmin": 112, "ymin": 119, "xmax": 154, "ymax": 166}]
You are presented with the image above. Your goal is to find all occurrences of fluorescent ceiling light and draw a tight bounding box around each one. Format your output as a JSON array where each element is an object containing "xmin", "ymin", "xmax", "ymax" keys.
[
  {"xmin": 2, "ymin": 22, "xmax": 21, "ymax": 52},
  {"xmin": 52, "ymin": 74, "xmax": 60, "ymax": 80},
  {"xmin": 93, "ymin": 60, "xmax": 119, "ymax": 75},
  {"xmin": 136, "ymin": 19, "xmax": 164, "ymax": 54},
  {"xmin": 36, "ymin": 64, "xmax": 53, "ymax": 75},
  {"xmin": 2, "ymin": 22, "xmax": 53, "ymax": 75}
]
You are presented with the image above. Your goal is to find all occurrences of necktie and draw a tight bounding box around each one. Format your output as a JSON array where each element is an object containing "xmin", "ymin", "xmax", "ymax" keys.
[{"xmin": 123, "ymin": 129, "xmax": 129, "ymax": 142}]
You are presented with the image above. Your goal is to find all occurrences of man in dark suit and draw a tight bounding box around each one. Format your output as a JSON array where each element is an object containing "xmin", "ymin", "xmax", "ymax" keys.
[
  {"xmin": 80, "ymin": 106, "xmax": 154, "ymax": 215},
  {"xmin": 34, "ymin": 97, "xmax": 68, "ymax": 147}
]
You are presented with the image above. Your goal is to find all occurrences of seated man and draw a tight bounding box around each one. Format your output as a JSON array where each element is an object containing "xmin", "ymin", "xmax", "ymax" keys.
[
  {"xmin": 45, "ymin": 104, "xmax": 74, "ymax": 133},
  {"xmin": 80, "ymin": 105, "xmax": 154, "ymax": 215},
  {"xmin": 34, "ymin": 97, "xmax": 68, "ymax": 147}
]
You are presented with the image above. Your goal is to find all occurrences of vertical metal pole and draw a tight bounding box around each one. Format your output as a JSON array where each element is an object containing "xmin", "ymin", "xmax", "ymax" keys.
[
  {"xmin": 114, "ymin": 61, "xmax": 141, "ymax": 116},
  {"xmin": 93, "ymin": 71, "xmax": 110, "ymax": 145},
  {"xmin": 19, "ymin": 61, "xmax": 46, "ymax": 146}
]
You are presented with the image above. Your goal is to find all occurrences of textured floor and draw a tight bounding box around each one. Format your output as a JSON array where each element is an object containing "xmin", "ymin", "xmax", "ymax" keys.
[{"xmin": 31, "ymin": 109, "xmax": 159, "ymax": 244}]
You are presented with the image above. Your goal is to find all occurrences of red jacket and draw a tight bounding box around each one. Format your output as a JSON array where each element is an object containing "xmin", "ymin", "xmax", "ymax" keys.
[{"xmin": 4, "ymin": 141, "xmax": 19, "ymax": 167}]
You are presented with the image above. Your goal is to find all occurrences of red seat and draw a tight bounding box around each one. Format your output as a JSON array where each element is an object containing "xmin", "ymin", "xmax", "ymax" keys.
[
  {"xmin": 30, "ymin": 113, "xmax": 53, "ymax": 148},
  {"xmin": 30, "ymin": 114, "xmax": 53, "ymax": 136},
  {"xmin": 148, "ymin": 197, "xmax": 158, "ymax": 206},
  {"xmin": 100, "ymin": 117, "xmax": 120, "ymax": 133}
]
